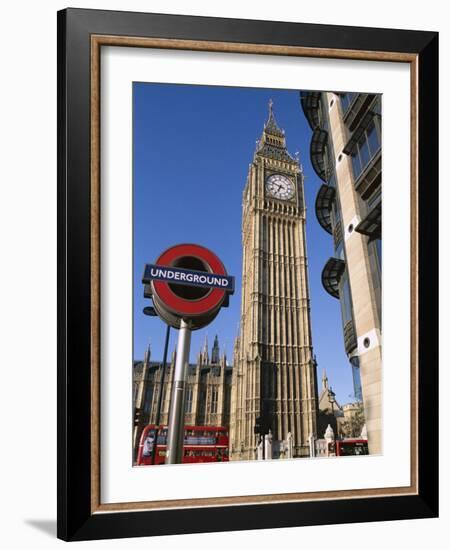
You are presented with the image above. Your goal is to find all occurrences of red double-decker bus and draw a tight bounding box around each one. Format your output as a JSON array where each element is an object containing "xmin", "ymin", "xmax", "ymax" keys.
[
  {"xmin": 137, "ymin": 425, "xmax": 229, "ymax": 465},
  {"xmin": 332, "ymin": 439, "xmax": 369, "ymax": 456}
]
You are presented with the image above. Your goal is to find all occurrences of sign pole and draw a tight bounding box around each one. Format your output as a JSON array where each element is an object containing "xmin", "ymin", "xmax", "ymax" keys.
[
  {"xmin": 142, "ymin": 244, "xmax": 234, "ymax": 465},
  {"xmin": 165, "ymin": 319, "xmax": 191, "ymax": 464},
  {"xmin": 150, "ymin": 324, "xmax": 171, "ymax": 465}
]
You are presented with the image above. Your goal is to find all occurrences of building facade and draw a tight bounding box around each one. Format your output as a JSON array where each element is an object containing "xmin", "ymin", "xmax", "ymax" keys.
[
  {"xmin": 317, "ymin": 369, "xmax": 365, "ymax": 440},
  {"xmin": 317, "ymin": 370, "xmax": 343, "ymax": 439},
  {"xmin": 300, "ymin": 91, "xmax": 382, "ymax": 454},
  {"xmin": 229, "ymin": 102, "xmax": 318, "ymax": 460},
  {"xmin": 133, "ymin": 335, "xmax": 232, "ymax": 459}
]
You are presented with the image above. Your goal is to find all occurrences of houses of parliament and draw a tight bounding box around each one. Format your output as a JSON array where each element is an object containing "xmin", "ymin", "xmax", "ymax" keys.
[
  {"xmin": 134, "ymin": 95, "xmax": 377, "ymax": 460},
  {"xmin": 133, "ymin": 335, "xmax": 232, "ymax": 456}
]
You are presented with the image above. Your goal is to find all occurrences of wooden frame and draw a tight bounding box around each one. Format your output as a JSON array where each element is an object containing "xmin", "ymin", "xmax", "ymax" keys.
[{"xmin": 57, "ymin": 8, "xmax": 438, "ymax": 541}]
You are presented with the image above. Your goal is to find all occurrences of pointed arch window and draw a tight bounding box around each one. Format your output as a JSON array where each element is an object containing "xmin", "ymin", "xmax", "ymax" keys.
[
  {"xmin": 211, "ymin": 388, "xmax": 218, "ymax": 414},
  {"xmin": 184, "ymin": 386, "xmax": 193, "ymax": 413}
]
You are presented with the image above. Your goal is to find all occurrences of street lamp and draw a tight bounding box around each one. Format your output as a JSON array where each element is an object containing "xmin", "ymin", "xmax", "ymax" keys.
[
  {"xmin": 143, "ymin": 305, "xmax": 171, "ymax": 465},
  {"xmin": 329, "ymin": 388, "xmax": 337, "ymax": 454}
]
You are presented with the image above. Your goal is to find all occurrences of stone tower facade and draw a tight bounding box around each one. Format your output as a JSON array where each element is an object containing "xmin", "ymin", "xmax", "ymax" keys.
[{"xmin": 230, "ymin": 102, "xmax": 318, "ymax": 460}]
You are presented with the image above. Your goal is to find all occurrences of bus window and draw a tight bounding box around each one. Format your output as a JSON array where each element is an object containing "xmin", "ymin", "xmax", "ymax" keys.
[{"xmin": 142, "ymin": 435, "xmax": 155, "ymax": 457}]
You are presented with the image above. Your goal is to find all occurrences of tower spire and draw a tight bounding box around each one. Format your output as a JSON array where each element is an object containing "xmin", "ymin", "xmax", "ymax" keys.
[
  {"xmin": 268, "ymin": 98, "xmax": 274, "ymax": 122},
  {"xmin": 264, "ymin": 98, "xmax": 283, "ymax": 136},
  {"xmin": 201, "ymin": 333, "xmax": 209, "ymax": 364},
  {"xmin": 255, "ymin": 100, "xmax": 296, "ymax": 162},
  {"xmin": 322, "ymin": 369, "xmax": 329, "ymax": 390},
  {"xmin": 144, "ymin": 341, "xmax": 151, "ymax": 365},
  {"xmin": 211, "ymin": 334, "xmax": 220, "ymax": 364}
]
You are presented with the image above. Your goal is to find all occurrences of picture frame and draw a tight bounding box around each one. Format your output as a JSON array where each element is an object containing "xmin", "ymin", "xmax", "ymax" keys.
[{"xmin": 57, "ymin": 7, "xmax": 438, "ymax": 541}]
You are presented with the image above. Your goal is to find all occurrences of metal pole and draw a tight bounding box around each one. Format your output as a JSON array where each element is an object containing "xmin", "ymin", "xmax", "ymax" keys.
[
  {"xmin": 165, "ymin": 319, "xmax": 191, "ymax": 464},
  {"xmin": 150, "ymin": 324, "xmax": 170, "ymax": 465},
  {"xmin": 330, "ymin": 398, "xmax": 337, "ymax": 455}
]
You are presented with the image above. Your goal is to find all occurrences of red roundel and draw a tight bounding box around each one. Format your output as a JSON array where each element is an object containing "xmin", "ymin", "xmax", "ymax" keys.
[{"xmin": 152, "ymin": 244, "xmax": 227, "ymax": 317}]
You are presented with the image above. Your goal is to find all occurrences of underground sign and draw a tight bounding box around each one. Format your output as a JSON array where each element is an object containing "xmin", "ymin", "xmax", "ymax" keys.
[{"xmin": 142, "ymin": 243, "xmax": 234, "ymax": 330}]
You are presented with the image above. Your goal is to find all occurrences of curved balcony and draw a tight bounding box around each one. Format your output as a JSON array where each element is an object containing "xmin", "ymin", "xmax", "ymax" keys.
[
  {"xmin": 355, "ymin": 202, "xmax": 382, "ymax": 240},
  {"xmin": 300, "ymin": 91, "xmax": 321, "ymax": 130},
  {"xmin": 315, "ymin": 184, "xmax": 335, "ymax": 235},
  {"xmin": 321, "ymin": 257, "xmax": 345, "ymax": 299},
  {"xmin": 310, "ymin": 128, "xmax": 329, "ymax": 182}
]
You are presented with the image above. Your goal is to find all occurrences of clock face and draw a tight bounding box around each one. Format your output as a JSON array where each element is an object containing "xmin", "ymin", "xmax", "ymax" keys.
[{"xmin": 265, "ymin": 174, "xmax": 295, "ymax": 200}]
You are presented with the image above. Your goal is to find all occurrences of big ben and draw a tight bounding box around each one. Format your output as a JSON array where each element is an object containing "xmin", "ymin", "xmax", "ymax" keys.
[{"xmin": 230, "ymin": 101, "xmax": 318, "ymax": 460}]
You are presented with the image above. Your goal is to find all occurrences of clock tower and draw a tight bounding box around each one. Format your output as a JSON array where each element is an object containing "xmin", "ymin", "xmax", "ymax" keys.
[{"xmin": 230, "ymin": 101, "xmax": 318, "ymax": 460}]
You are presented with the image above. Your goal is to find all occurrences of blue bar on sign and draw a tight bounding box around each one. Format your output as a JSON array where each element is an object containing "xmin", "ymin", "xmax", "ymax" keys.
[{"xmin": 142, "ymin": 264, "xmax": 234, "ymax": 293}]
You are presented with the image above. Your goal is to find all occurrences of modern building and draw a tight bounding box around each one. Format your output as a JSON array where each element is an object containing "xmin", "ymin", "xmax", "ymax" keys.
[
  {"xmin": 133, "ymin": 335, "xmax": 232, "ymax": 459},
  {"xmin": 229, "ymin": 101, "xmax": 319, "ymax": 460},
  {"xmin": 300, "ymin": 90, "xmax": 382, "ymax": 454}
]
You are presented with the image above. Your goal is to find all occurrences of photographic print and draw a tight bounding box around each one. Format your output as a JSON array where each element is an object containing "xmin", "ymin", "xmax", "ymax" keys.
[
  {"xmin": 132, "ymin": 84, "xmax": 382, "ymax": 467},
  {"xmin": 58, "ymin": 10, "xmax": 438, "ymax": 539}
]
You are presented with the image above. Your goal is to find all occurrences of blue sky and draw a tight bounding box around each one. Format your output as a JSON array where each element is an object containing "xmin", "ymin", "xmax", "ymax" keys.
[{"xmin": 133, "ymin": 82, "xmax": 355, "ymax": 404}]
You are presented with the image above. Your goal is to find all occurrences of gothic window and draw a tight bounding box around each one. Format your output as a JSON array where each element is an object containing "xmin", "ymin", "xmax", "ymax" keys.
[
  {"xmin": 262, "ymin": 215, "xmax": 268, "ymax": 253},
  {"xmin": 262, "ymin": 364, "xmax": 269, "ymax": 398},
  {"xmin": 184, "ymin": 386, "xmax": 193, "ymax": 413},
  {"xmin": 211, "ymin": 388, "xmax": 218, "ymax": 413},
  {"xmin": 198, "ymin": 389, "xmax": 206, "ymax": 416},
  {"xmin": 143, "ymin": 385, "xmax": 153, "ymax": 414},
  {"xmin": 163, "ymin": 385, "xmax": 171, "ymax": 412},
  {"xmin": 273, "ymin": 307, "xmax": 277, "ymax": 343}
]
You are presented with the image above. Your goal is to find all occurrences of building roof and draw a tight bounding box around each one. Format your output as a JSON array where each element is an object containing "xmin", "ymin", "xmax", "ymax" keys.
[
  {"xmin": 318, "ymin": 370, "xmax": 343, "ymax": 415},
  {"xmin": 264, "ymin": 99, "xmax": 284, "ymax": 137}
]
